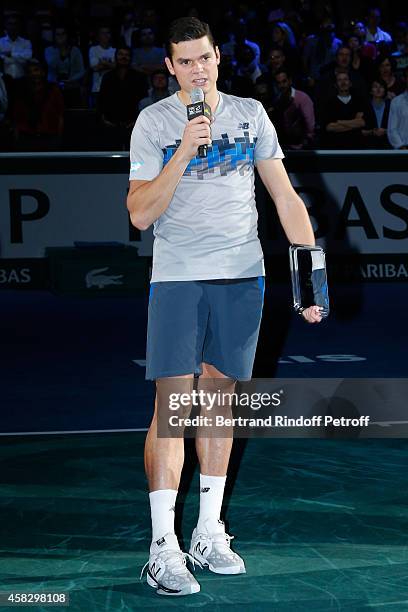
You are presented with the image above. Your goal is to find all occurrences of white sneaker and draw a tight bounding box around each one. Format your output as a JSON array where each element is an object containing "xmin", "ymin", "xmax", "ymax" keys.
[
  {"xmin": 189, "ymin": 519, "xmax": 246, "ymax": 575},
  {"xmin": 140, "ymin": 532, "xmax": 202, "ymax": 596}
]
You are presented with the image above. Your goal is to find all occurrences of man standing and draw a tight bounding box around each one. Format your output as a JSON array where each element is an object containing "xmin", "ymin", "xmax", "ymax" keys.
[
  {"xmin": 127, "ymin": 17, "xmax": 322, "ymax": 597},
  {"xmin": 272, "ymin": 69, "xmax": 315, "ymax": 149}
]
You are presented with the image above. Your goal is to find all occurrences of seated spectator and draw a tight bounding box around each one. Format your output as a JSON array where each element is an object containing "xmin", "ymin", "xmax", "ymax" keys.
[
  {"xmin": 217, "ymin": 52, "xmax": 254, "ymax": 98},
  {"xmin": 321, "ymin": 70, "xmax": 368, "ymax": 149},
  {"xmin": 0, "ymin": 66, "xmax": 7, "ymax": 121},
  {"xmin": 235, "ymin": 44, "xmax": 262, "ymax": 83},
  {"xmin": 253, "ymin": 77, "xmax": 274, "ymax": 119},
  {"xmin": 392, "ymin": 28, "xmax": 408, "ymax": 74},
  {"xmin": 131, "ymin": 27, "xmax": 165, "ymax": 75},
  {"xmin": 268, "ymin": 21, "xmax": 300, "ymax": 75},
  {"xmin": 361, "ymin": 79, "xmax": 391, "ymax": 148},
  {"xmin": 11, "ymin": 59, "xmax": 64, "ymax": 150},
  {"xmin": 302, "ymin": 17, "xmax": 342, "ymax": 85},
  {"xmin": 0, "ymin": 15, "xmax": 32, "ymax": 81},
  {"xmin": 272, "ymin": 70, "xmax": 315, "ymax": 149},
  {"xmin": 376, "ymin": 55, "xmax": 405, "ymax": 99},
  {"xmin": 315, "ymin": 46, "xmax": 368, "ymax": 121},
  {"xmin": 119, "ymin": 11, "xmax": 139, "ymax": 48},
  {"xmin": 351, "ymin": 21, "xmax": 377, "ymax": 60},
  {"xmin": 89, "ymin": 25, "xmax": 116, "ymax": 105},
  {"xmin": 139, "ymin": 69, "xmax": 170, "ymax": 110},
  {"xmin": 365, "ymin": 8, "xmax": 392, "ymax": 46},
  {"xmin": 45, "ymin": 26, "xmax": 85, "ymax": 108},
  {"xmin": 387, "ymin": 67, "xmax": 408, "ymax": 149},
  {"xmin": 98, "ymin": 46, "xmax": 148, "ymax": 147},
  {"xmin": 258, "ymin": 47, "xmax": 288, "ymax": 100},
  {"xmin": 346, "ymin": 34, "xmax": 376, "ymax": 83},
  {"xmin": 221, "ymin": 18, "xmax": 261, "ymax": 68}
]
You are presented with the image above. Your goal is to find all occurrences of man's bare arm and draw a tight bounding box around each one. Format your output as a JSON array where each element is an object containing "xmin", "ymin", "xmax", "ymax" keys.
[
  {"xmin": 127, "ymin": 115, "xmax": 212, "ymax": 230},
  {"xmin": 256, "ymin": 158, "xmax": 315, "ymax": 245}
]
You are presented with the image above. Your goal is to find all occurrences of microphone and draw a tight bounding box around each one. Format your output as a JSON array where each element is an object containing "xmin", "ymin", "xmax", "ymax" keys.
[{"xmin": 187, "ymin": 88, "xmax": 212, "ymax": 158}]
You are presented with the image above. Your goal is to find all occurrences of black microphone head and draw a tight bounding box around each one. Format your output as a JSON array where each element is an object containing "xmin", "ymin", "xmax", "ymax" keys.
[{"xmin": 190, "ymin": 87, "xmax": 204, "ymax": 103}]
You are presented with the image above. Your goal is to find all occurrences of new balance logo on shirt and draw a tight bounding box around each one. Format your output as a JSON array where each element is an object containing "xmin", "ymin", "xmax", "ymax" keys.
[
  {"xmin": 201, "ymin": 487, "xmax": 210, "ymax": 493},
  {"xmin": 238, "ymin": 122, "xmax": 249, "ymax": 129}
]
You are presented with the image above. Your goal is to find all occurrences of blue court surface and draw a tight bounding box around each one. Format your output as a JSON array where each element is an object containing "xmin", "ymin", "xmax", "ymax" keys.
[{"xmin": 1, "ymin": 282, "xmax": 407, "ymax": 434}]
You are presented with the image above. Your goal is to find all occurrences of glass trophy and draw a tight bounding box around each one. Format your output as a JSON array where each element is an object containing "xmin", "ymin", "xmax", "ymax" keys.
[{"xmin": 289, "ymin": 244, "xmax": 330, "ymax": 318}]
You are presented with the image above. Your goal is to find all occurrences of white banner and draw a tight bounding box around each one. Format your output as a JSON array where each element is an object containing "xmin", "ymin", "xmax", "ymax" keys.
[{"xmin": 0, "ymin": 171, "xmax": 407, "ymax": 258}]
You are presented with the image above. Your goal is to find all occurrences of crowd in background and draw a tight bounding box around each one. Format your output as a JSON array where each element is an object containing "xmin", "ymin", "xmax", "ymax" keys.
[{"xmin": 0, "ymin": 1, "xmax": 407, "ymax": 152}]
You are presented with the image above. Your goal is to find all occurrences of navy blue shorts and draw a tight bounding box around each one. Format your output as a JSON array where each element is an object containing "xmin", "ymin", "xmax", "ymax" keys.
[{"xmin": 145, "ymin": 276, "xmax": 265, "ymax": 381}]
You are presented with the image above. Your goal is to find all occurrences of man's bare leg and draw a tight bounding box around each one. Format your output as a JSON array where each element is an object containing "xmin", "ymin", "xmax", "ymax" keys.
[
  {"xmin": 144, "ymin": 374, "xmax": 194, "ymax": 542},
  {"xmin": 195, "ymin": 363, "xmax": 235, "ymax": 531}
]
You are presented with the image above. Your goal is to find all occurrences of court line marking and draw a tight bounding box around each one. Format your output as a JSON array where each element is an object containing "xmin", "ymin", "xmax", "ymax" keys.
[{"xmin": 0, "ymin": 428, "xmax": 148, "ymax": 436}]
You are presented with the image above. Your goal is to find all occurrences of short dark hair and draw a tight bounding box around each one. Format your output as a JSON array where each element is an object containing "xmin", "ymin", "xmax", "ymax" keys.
[
  {"xmin": 274, "ymin": 69, "xmax": 292, "ymax": 80},
  {"xmin": 166, "ymin": 17, "xmax": 215, "ymax": 59}
]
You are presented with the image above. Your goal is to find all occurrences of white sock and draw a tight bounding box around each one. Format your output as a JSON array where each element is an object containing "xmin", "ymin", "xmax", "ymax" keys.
[
  {"xmin": 197, "ymin": 473, "xmax": 227, "ymax": 532},
  {"xmin": 149, "ymin": 489, "xmax": 178, "ymax": 543}
]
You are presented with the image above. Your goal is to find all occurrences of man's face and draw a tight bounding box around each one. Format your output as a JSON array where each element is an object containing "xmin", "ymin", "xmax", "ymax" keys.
[
  {"xmin": 353, "ymin": 22, "xmax": 366, "ymax": 38},
  {"xmin": 98, "ymin": 28, "xmax": 111, "ymax": 46},
  {"xmin": 55, "ymin": 28, "xmax": 67, "ymax": 45},
  {"xmin": 275, "ymin": 72, "xmax": 291, "ymax": 94},
  {"xmin": 268, "ymin": 50, "xmax": 285, "ymax": 71},
  {"xmin": 368, "ymin": 9, "xmax": 380, "ymax": 28},
  {"xmin": 116, "ymin": 48, "xmax": 131, "ymax": 66},
  {"xmin": 371, "ymin": 80, "xmax": 385, "ymax": 97},
  {"xmin": 336, "ymin": 72, "xmax": 351, "ymax": 94},
  {"xmin": 165, "ymin": 36, "xmax": 220, "ymax": 96},
  {"xmin": 140, "ymin": 28, "xmax": 154, "ymax": 45},
  {"xmin": 28, "ymin": 63, "xmax": 44, "ymax": 82},
  {"xmin": 152, "ymin": 73, "xmax": 168, "ymax": 89},
  {"xmin": 336, "ymin": 48, "xmax": 351, "ymax": 68}
]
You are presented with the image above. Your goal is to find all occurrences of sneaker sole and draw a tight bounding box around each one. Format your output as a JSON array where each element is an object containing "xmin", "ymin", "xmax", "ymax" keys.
[
  {"xmin": 189, "ymin": 549, "xmax": 246, "ymax": 575},
  {"xmin": 147, "ymin": 571, "xmax": 200, "ymax": 596}
]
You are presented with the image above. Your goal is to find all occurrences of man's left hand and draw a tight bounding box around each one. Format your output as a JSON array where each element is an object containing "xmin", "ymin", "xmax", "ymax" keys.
[{"xmin": 301, "ymin": 305, "xmax": 323, "ymax": 324}]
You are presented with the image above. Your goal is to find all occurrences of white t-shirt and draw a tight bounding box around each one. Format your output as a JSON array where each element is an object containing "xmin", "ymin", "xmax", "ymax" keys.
[
  {"xmin": 129, "ymin": 91, "xmax": 284, "ymax": 282},
  {"xmin": 89, "ymin": 44, "xmax": 116, "ymax": 93}
]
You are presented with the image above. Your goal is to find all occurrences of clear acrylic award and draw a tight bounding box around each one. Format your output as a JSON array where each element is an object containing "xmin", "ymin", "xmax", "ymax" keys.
[{"xmin": 289, "ymin": 244, "xmax": 329, "ymax": 318}]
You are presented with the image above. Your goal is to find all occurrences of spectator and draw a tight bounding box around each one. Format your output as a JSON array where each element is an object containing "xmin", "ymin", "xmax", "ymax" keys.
[
  {"xmin": 388, "ymin": 67, "xmax": 408, "ymax": 149},
  {"xmin": 315, "ymin": 45, "xmax": 368, "ymax": 121},
  {"xmin": 119, "ymin": 11, "xmax": 139, "ymax": 48},
  {"xmin": 11, "ymin": 59, "xmax": 64, "ymax": 150},
  {"xmin": 376, "ymin": 55, "xmax": 405, "ymax": 99},
  {"xmin": 365, "ymin": 8, "xmax": 392, "ymax": 46},
  {"xmin": 346, "ymin": 34, "xmax": 376, "ymax": 83},
  {"xmin": 89, "ymin": 25, "xmax": 116, "ymax": 104},
  {"xmin": 302, "ymin": 17, "xmax": 342, "ymax": 84},
  {"xmin": 45, "ymin": 26, "xmax": 85, "ymax": 108},
  {"xmin": 257, "ymin": 47, "xmax": 288, "ymax": 102},
  {"xmin": 351, "ymin": 21, "xmax": 377, "ymax": 60},
  {"xmin": 235, "ymin": 44, "xmax": 262, "ymax": 84},
  {"xmin": 139, "ymin": 69, "xmax": 170, "ymax": 110},
  {"xmin": 321, "ymin": 70, "xmax": 367, "ymax": 149},
  {"xmin": 98, "ymin": 46, "xmax": 148, "ymax": 147},
  {"xmin": 217, "ymin": 52, "xmax": 254, "ymax": 98},
  {"xmin": 0, "ymin": 67, "xmax": 7, "ymax": 120},
  {"xmin": 131, "ymin": 27, "xmax": 165, "ymax": 75},
  {"xmin": 0, "ymin": 15, "xmax": 32, "ymax": 80},
  {"xmin": 361, "ymin": 78, "xmax": 391, "ymax": 148},
  {"xmin": 221, "ymin": 18, "xmax": 261, "ymax": 67},
  {"xmin": 392, "ymin": 28, "xmax": 408, "ymax": 74},
  {"xmin": 272, "ymin": 69, "xmax": 315, "ymax": 149},
  {"xmin": 268, "ymin": 21, "xmax": 300, "ymax": 75},
  {"xmin": 253, "ymin": 77, "xmax": 274, "ymax": 119}
]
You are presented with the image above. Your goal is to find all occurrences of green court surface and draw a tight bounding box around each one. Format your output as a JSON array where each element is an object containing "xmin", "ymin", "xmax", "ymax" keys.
[{"xmin": 1, "ymin": 433, "xmax": 408, "ymax": 611}]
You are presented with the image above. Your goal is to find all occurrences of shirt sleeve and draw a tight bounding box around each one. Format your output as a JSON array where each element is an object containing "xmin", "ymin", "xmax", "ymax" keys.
[
  {"xmin": 129, "ymin": 109, "xmax": 163, "ymax": 181},
  {"xmin": 253, "ymin": 100, "xmax": 285, "ymax": 163}
]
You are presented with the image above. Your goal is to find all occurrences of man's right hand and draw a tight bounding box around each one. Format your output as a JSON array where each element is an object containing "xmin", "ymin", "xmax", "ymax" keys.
[{"xmin": 176, "ymin": 115, "xmax": 212, "ymax": 162}]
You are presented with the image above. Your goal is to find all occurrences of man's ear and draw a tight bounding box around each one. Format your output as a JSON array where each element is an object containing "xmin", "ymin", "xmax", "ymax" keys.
[
  {"xmin": 215, "ymin": 45, "xmax": 220, "ymax": 65},
  {"xmin": 165, "ymin": 56, "xmax": 175, "ymax": 76}
]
